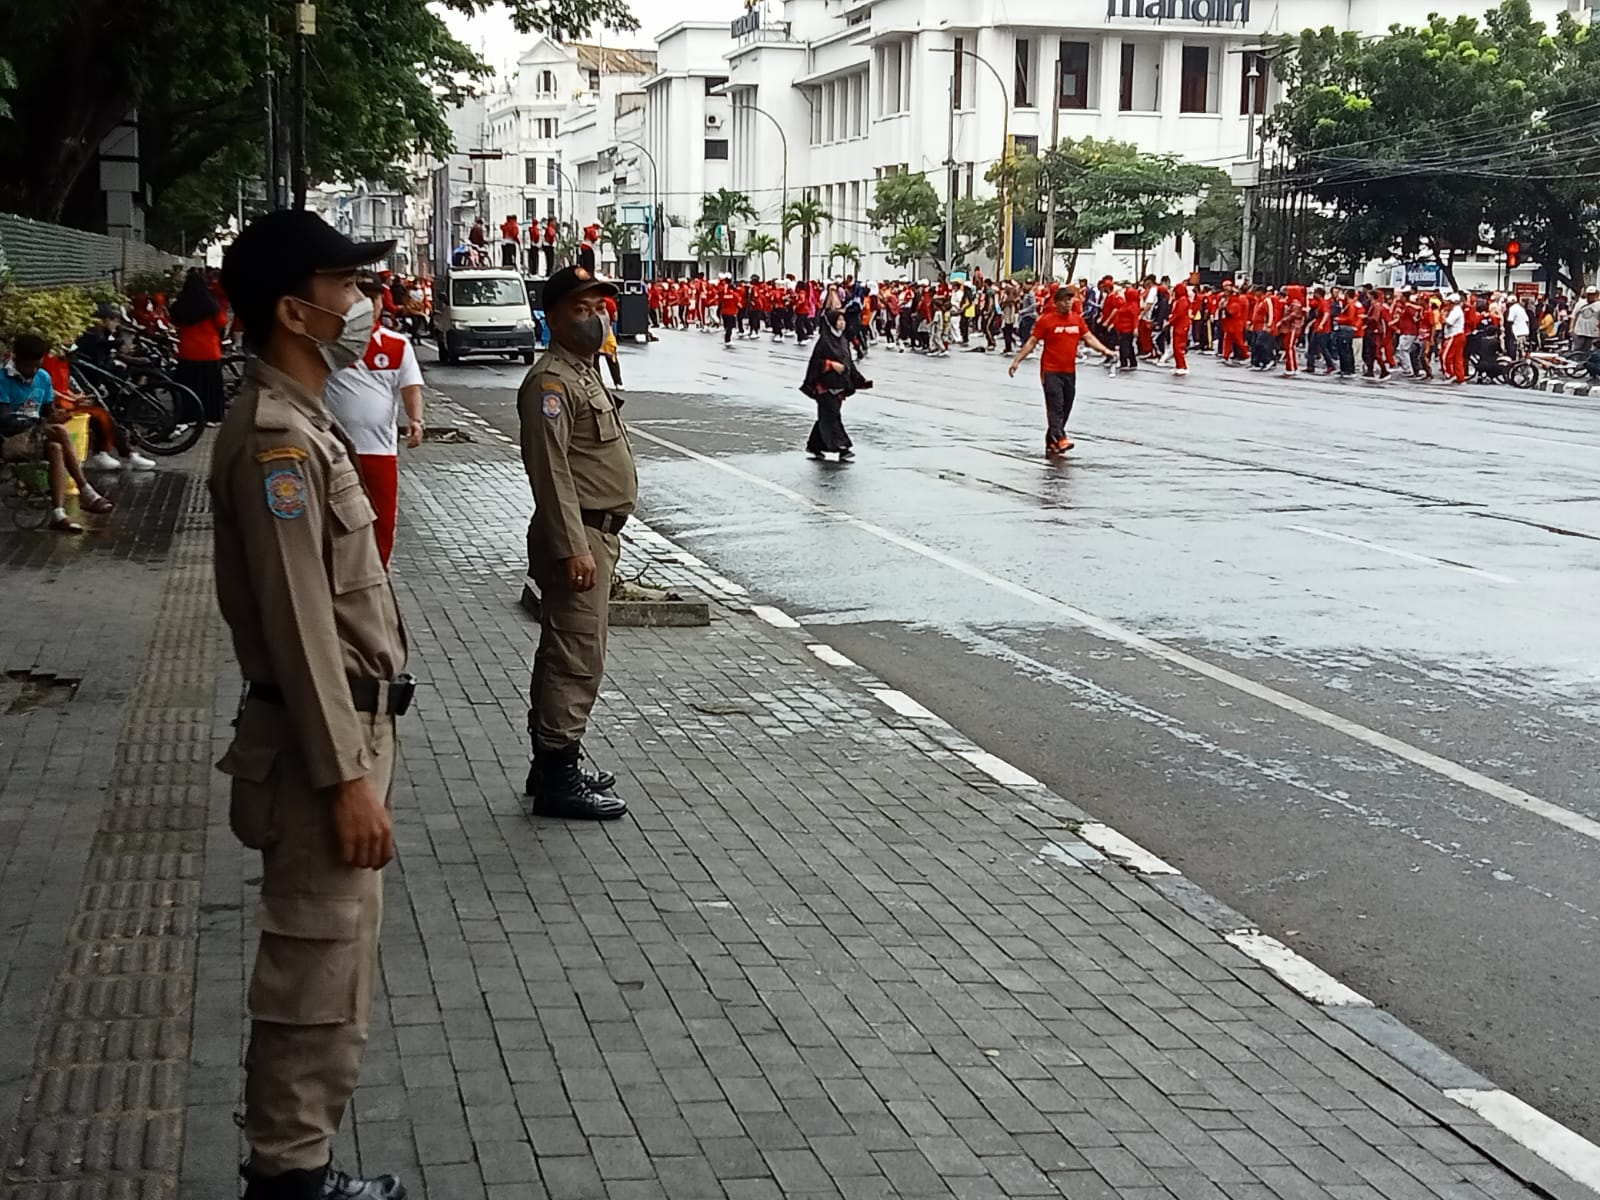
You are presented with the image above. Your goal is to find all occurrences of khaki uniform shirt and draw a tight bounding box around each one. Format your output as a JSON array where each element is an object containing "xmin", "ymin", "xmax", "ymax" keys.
[
  {"xmin": 211, "ymin": 359, "xmax": 407, "ymax": 791},
  {"xmin": 519, "ymin": 342, "xmax": 638, "ymax": 559}
]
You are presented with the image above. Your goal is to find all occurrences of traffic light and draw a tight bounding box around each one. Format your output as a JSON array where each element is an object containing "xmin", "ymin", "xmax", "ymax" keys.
[{"xmin": 1506, "ymin": 239, "xmax": 1521, "ymax": 268}]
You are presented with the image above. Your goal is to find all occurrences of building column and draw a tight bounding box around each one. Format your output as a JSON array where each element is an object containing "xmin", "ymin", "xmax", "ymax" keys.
[
  {"xmin": 1160, "ymin": 37, "xmax": 1183, "ymax": 119},
  {"xmin": 1099, "ymin": 34, "xmax": 1122, "ymax": 122}
]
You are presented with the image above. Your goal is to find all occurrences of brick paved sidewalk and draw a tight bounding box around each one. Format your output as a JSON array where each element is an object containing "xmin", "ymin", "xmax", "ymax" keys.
[{"xmin": 1, "ymin": 412, "xmax": 1591, "ymax": 1200}]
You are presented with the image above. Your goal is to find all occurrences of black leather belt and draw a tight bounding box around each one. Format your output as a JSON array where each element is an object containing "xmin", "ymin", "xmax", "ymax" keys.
[
  {"xmin": 247, "ymin": 674, "xmax": 417, "ymax": 716},
  {"xmin": 582, "ymin": 510, "xmax": 629, "ymax": 535}
]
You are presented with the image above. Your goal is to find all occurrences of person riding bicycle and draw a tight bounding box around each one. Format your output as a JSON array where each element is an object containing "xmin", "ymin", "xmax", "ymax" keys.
[
  {"xmin": 1, "ymin": 331, "xmax": 115, "ymax": 533},
  {"xmin": 68, "ymin": 305, "xmax": 158, "ymax": 471}
]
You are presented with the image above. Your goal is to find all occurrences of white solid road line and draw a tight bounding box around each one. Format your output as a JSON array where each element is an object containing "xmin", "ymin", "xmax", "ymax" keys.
[
  {"xmin": 1289, "ymin": 525, "xmax": 1519, "ymax": 584},
  {"xmin": 632, "ymin": 426, "xmax": 1600, "ymax": 847},
  {"xmin": 872, "ymin": 688, "xmax": 940, "ymax": 720},
  {"xmin": 750, "ymin": 605, "xmax": 800, "ymax": 629},
  {"xmin": 959, "ymin": 748, "xmax": 1044, "ymax": 789},
  {"xmin": 1078, "ymin": 822, "xmax": 1179, "ymax": 874},
  {"xmin": 1225, "ymin": 931, "xmax": 1373, "ymax": 1008},
  {"xmin": 1445, "ymin": 1088, "xmax": 1600, "ymax": 1192},
  {"xmin": 808, "ymin": 643, "xmax": 858, "ymax": 668}
]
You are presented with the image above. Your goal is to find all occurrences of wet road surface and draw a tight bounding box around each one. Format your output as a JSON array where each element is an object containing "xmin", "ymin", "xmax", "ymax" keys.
[{"xmin": 427, "ymin": 329, "xmax": 1600, "ymax": 1138}]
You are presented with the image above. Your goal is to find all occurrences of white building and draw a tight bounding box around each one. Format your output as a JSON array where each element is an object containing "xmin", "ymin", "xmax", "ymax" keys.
[
  {"xmin": 644, "ymin": 24, "xmax": 736, "ymax": 274},
  {"xmin": 482, "ymin": 39, "xmax": 656, "ymax": 268},
  {"xmin": 714, "ymin": 0, "xmax": 1565, "ymax": 282}
]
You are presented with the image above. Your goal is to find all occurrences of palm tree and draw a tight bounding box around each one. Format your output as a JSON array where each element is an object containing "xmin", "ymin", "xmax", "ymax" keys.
[
  {"xmin": 782, "ymin": 198, "xmax": 830, "ymax": 283},
  {"xmin": 688, "ymin": 228, "xmax": 724, "ymax": 273},
  {"xmin": 745, "ymin": 233, "xmax": 779, "ymax": 278},
  {"xmin": 599, "ymin": 216, "xmax": 639, "ymax": 262},
  {"xmin": 827, "ymin": 242, "xmax": 863, "ymax": 279},
  {"xmin": 698, "ymin": 188, "xmax": 758, "ymax": 273},
  {"xmin": 887, "ymin": 225, "xmax": 935, "ymax": 277}
]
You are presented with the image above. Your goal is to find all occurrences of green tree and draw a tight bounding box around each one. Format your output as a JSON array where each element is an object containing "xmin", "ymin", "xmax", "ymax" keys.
[
  {"xmin": 1031, "ymin": 137, "xmax": 1223, "ymax": 277},
  {"xmin": 600, "ymin": 216, "xmax": 640, "ymax": 259},
  {"xmin": 867, "ymin": 173, "xmax": 941, "ymax": 236},
  {"xmin": 744, "ymin": 233, "xmax": 779, "ymax": 278},
  {"xmin": 1187, "ymin": 181, "xmax": 1243, "ymax": 270},
  {"xmin": 1267, "ymin": 0, "xmax": 1600, "ymax": 288},
  {"xmin": 826, "ymin": 243, "xmax": 863, "ymax": 278},
  {"xmin": 0, "ymin": 0, "xmax": 638, "ymax": 253},
  {"xmin": 782, "ymin": 197, "xmax": 830, "ymax": 281},
  {"xmin": 698, "ymin": 188, "xmax": 758, "ymax": 273},
  {"xmin": 689, "ymin": 228, "xmax": 724, "ymax": 271},
  {"xmin": 887, "ymin": 225, "xmax": 936, "ymax": 275}
]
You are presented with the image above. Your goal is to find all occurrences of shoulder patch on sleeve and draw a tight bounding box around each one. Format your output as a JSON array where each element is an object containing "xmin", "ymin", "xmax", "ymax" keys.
[
  {"xmin": 541, "ymin": 378, "xmax": 567, "ymax": 419},
  {"xmin": 255, "ymin": 445, "xmax": 308, "ymax": 465},
  {"xmin": 264, "ymin": 463, "xmax": 308, "ymax": 520}
]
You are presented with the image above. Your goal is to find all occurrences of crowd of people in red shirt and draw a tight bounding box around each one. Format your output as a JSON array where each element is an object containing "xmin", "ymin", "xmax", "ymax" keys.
[{"xmin": 639, "ymin": 267, "xmax": 1558, "ymax": 388}]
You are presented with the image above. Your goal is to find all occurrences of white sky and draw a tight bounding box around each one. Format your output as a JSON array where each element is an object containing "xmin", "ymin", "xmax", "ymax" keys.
[{"xmin": 438, "ymin": 0, "xmax": 745, "ymax": 82}]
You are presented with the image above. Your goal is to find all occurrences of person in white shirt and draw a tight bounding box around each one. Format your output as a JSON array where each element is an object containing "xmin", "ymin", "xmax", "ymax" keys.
[
  {"xmin": 1441, "ymin": 293, "xmax": 1467, "ymax": 384},
  {"xmin": 323, "ymin": 277, "xmax": 424, "ymax": 568},
  {"xmin": 1506, "ymin": 298, "xmax": 1531, "ymax": 356},
  {"xmin": 1571, "ymin": 286, "xmax": 1600, "ymax": 355}
]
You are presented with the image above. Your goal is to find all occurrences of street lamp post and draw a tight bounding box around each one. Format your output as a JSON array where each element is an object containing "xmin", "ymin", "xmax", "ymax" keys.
[
  {"xmin": 932, "ymin": 45, "xmax": 1011, "ymax": 278},
  {"xmin": 615, "ymin": 138, "xmax": 662, "ymax": 280},
  {"xmin": 718, "ymin": 89, "xmax": 789, "ymax": 277}
]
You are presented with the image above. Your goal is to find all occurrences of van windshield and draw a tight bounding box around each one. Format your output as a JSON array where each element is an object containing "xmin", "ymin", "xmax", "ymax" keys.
[{"xmin": 452, "ymin": 278, "xmax": 525, "ymax": 306}]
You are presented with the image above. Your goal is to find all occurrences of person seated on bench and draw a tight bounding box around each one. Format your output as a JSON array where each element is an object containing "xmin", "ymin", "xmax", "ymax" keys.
[
  {"xmin": 1, "ymin": 331, "xmax": 114, "ymax": 533},
  {"xmin": 71, "ymin": 304, "xmax": 157, "ymax": 471}
]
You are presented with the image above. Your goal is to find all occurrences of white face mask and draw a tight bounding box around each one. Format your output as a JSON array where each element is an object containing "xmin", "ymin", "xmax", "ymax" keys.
[{"xmin": 297, "ymin": 296, "xmax": 373, "ymax": 371}]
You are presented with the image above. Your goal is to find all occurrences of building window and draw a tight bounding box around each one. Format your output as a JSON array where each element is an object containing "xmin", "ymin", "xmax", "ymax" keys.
[
  {"xmin": 1013, "ymin": 135, "xmax": 1038, "ymax": 159},
  {"xmin": 810, "ymin": 91, "xmax": 822, "ymax": 144},
  {"xmin": 587, "ymin": 69, "xmax": 600, "ymax": 90},
  {"xmin": 546, "ymin": 198, "xmax": 557, "ymax": 220},
  {"xmin": 965, "ymin": 165, "xmax": 974, "ymax": 199},
  {"xmin": 547, "ymin": 159, "xmax": 558, "ymax": 186},
  {"xmin": 1014, "ymin": 37, "xmax": 1035, "ymax": 108},
  {"xmin": 537, "ymin": 118, "xmax": 559, "ymax": 139},
  {"xmin": 525, "ymin": 199, "xmax": 539, "ymax": 223},
  {"xmin": 705, "ymin": 138, "xmax": 729, "ymax": 160},
  {"xmin": 877, "ymin": 42, "xmax": 907, "ymax": 115},
  {"xmin": 953, "ymin": 37, "xmax": 965, "ymax": 109},
  {"xmin": 525, "ymin": 157, "xmax": 539, "ymax": 185},
  {"xmin": 1240, "ymin": 53, "xmax": 1269, "ymax": 115},
  {"xmin": 1059, "ymin": 41, "xmax": 1091, "ymax": 110},
  {"xmin": 1180, "ymin": 46, "xmax": 1212, "ymax": 114},
  {"xmin": 537, "ymin": 69, "xmax": 557, "ymax": 96},
  {"xmin": 705, "ymin": 75, "xmax": 728, "ymax": 95},
  {"xmin": 1113, "ymin": 232, "xmax": 1139, "ymax": 249},
  {"xmin": 850, "ymin": 73, "xmax": 865, "ymax": 137},
  {"xmin": 1119, "ymin": 42, "xmax": 1159, "ymax": 111}
]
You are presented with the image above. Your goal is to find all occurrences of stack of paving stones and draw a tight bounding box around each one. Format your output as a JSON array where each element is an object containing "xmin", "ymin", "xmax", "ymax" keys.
[{"xmin": 0, "ymin": 429, "xmax": 1581, "ymax": 1200}]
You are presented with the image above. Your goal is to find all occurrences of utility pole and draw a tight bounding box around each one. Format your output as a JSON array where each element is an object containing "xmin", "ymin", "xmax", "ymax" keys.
[
  {"xmin": 292, "ymin": 3, "xmax": 315, "ymax": 210},
  {"xmin": 1239, "ymin": 56, "xmax": 1261, "ymax": 283},
  {"xmin": 1040, "ymin": 57, "xmax": 1063, "ymax": 283},
  {"xmin": 264, "ymin": 16, "xmax": 280, "ymax": 211},
  {"xmin": 944, "ymin": 76, "xmax": 956, "ymax": 280}
]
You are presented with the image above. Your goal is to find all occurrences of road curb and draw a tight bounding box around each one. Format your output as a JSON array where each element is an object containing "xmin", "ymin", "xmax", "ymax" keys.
[
  {"xmin": 664, "ymin": 544, "xmax": 1600, "ymax": 1199},
  {"xmin": 1535, "ymin": 378, "xmax": 1595, "ymax": 397}
]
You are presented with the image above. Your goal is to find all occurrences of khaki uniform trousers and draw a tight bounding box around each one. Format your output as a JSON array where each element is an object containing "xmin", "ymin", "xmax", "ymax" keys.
[
  {"xmin": 224, "ymin": 700, "xmax": 397, "ymax": 1175},
  {"xmin": 529, "ymin": 524, "xmax": 619, "ymax": 751}
]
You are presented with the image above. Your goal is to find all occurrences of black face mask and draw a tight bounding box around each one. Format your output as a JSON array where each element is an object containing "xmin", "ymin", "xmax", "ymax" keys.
[{"xmin": 566, "ymin": 313, "xmax": 606, "ymax": 355}]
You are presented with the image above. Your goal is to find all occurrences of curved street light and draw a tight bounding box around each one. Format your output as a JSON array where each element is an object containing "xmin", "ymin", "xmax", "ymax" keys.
[
  {"xmin": 931, "ymin": 45, "xmax": 1012, "ymax": 278},
  {"xmin": 615, "ymin": 137, "xmax": 662, "ymax": 280},
  {"xmin": 715, "ymin": 86, "xmax": 789, "ymax": 277}
]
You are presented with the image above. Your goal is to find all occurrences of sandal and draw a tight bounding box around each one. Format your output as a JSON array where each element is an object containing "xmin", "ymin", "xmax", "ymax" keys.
[
  {"xmin": 83, "ymin": 495, "xmax": 114, "ymax": 514},
  {"xmin": 48, "ymin": 516, "xmax": 84, "ymax": 533}
]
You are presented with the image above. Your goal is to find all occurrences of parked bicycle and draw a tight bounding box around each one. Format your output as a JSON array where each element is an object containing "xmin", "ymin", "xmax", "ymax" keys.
[
  {"xmin": 1, "ymin": 454, "xmax": 51, "ymax": 530},
  {"xmin": 67, "ymin": 354, "xmax": 205, "ymax": 457}
]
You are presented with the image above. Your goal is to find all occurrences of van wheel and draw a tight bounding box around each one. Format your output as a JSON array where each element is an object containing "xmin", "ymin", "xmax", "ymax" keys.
[{"xmin": 522, "ymin": 351, "xmax": 538, "ymax": 365}]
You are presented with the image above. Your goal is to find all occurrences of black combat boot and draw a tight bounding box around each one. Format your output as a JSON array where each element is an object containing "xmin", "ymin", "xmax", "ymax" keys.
[
  {"xmin": 530, "ymin": 745, "xmax": 627, "ymax": 821},
  {"xmin": 522, "ymin": 747, "xmax": 615, "ymax": 796}
]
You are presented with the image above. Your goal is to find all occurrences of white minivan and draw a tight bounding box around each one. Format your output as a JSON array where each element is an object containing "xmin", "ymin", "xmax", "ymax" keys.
[{"xmin": 432, "ymin": 268, "xmax": 540, "ymax": 365}]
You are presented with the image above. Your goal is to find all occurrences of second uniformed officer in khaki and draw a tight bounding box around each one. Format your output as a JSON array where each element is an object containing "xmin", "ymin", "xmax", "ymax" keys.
[
  {"xmin": 520, "ymin": 265, "xmax": 637, "ymax": 820},
  {"xmin": 212, "ymin": 210, "xmax": 412, "ymax": 1200}
]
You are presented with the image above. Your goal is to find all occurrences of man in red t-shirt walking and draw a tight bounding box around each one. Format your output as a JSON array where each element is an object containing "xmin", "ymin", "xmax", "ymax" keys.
[{"xmin": 1008, "ymin": 285, "xmax": 1115, "ymax": 457}]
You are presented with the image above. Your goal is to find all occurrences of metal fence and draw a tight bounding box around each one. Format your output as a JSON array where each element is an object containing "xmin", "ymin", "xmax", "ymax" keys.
[{"xmin": 0, "ymin": 213, "xmax": 188, "ymax": 288}]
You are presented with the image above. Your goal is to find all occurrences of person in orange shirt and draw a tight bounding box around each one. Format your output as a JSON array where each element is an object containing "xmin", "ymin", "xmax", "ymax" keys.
[
  {"xmin": 1219, "ymin": 281, "xmax": 1249, "ymax": 365},
  {"xmin": 1112, "ymin": 282, "xmax": 1142, "ymax": 370},
  {"xmin": 1169, "ymin": 283, "xmax": 1192, "ymax": 376},
  {"xmin": 1247, "ymin": 285, "xmax": 1278, "ymax": 370},
  {"xmin": 718, "ymin": 276, "xmax": 741, "ymax": 344},
  {"xmin": 1009, "ymin": 285, "xmax": 1116, "ymax": 456},
  {"xmin": 1279, "ymin": 285, "xmax": 1305, "ymax": 377},
  {"xmin": 1332, "ymin": 287, "xmax": 1362, "ymax": 377},
  {"xmin": 170, "ymin": 267, "xmax": 231, "ymax": 421},
  {"xmin": 499, "ymin": 213, "xmax": 520, "ymax": 269},
  {"xmin": 1361, "ymin": 286, "xmax": 1390, "ymax": 380}
]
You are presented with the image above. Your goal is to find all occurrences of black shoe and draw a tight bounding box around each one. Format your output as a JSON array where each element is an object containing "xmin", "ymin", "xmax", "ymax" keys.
[
  {"xmin": 323, "ymin": 1167, "xmax": 407, "ymax": 1200},
  {"xmin": 531, "ymin": 746, "xmax": 627, "ymax": 820},
  {"xmin": 578, "ymin": 745, "xmax": 616, "ymax": 792},
  {"xmin": 837, "ymin": 449, "xmax": 855, "ymax": 461},
  {"xmin": 242, "ymin": 1165, "xmax": 326, "ymax": 1200}
]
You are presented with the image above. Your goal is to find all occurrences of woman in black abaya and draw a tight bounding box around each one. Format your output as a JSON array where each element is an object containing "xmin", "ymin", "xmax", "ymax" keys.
[{"xmin": 800, "ymin": 311, "xmax": 871, "ymax": 461}]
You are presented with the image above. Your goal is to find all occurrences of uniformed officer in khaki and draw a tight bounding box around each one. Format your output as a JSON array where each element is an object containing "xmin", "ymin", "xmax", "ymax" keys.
[
  {"xmin": 520, "ymin": 265, "xmax": 637, "ymax": 820},
  {"xmin": 212, "ymin": 210, "xmax": 412, "ymax": 1200}
]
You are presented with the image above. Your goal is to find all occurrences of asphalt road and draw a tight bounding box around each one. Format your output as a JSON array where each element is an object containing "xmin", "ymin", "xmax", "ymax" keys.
[{"xmin": 426, "ymin": 328, "xmax": 1600, "ymax": 1139}]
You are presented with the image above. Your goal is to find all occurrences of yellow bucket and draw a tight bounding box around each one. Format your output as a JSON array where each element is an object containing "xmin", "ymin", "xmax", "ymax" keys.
[{"xmin": 64, "ymin": 412, "xmax": 89, "ymax": 497}]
